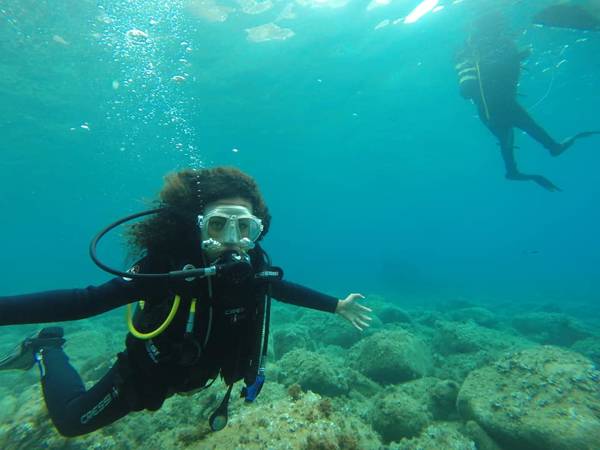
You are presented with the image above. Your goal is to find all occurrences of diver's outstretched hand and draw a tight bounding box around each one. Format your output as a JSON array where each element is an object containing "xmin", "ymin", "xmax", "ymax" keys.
[
  {"xmin": 336, "ymin": 293, "xmax": 372, "ymax": 331},
  {"xmin": 531, "ymin": 174, "xmax": 561, "ymax": 192}
]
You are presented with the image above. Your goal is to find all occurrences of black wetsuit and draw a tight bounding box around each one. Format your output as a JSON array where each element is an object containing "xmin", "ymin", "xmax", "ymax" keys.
[
  {"xmin": 0, "ymin": 270, "xmax": 338, "ymax": 437},
  {"xmin": 456, "ymin": 37, "xmax": 564, "ymax": 176}
]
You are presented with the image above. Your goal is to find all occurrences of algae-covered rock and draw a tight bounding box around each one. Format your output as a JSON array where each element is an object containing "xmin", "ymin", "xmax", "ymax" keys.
[
  {"xmin": 272, "ymin": 326, "xmax": 315, "ymax": 359},
  {"xmin": 0, "ymin": 384, "xmax": 53, "ymax": 450},
  {"xmin": 388, "ymin": 423, "xmax": 476, "ymax": 450},
  {"xmin": 368, "ymin": 377, "xmax": 461, "ymax": 443},
  {"xmin": 431, "ymin": 379, "xmax": 461, "ymax": 420},
  {"xmin": 277, "ymin": 349, "xmax": 350, "ymax": 396},
  {"xmin": 431, "ymin": 321, "xmax": 533, "ymax": 383},
  {"xmin": 370, "ymin": 388, "xmax": 431, "ymax": 443},
  {"xmin": 298, "ymin": 311, "xmax": 369, "ymax": 348},
  {"xmin": 433, "ymin": 351, "xmax": 495, "ymax": 382},
  {"xmin": 457, "ymin": 346, "xmax": 600, "ymax": 450},
  {"xmin": 512, "ymin": 312, "xmax": 591, "ymax": 346},
  {"xmin": 463, "ymin": 420, "xmax": 502, "ymax": 450},
  {"xmin": 348, "ymin": 330, "xmax": 433, "ymax": 384},
  {"xmin": 433, "ymin": 320, "xmax": 530, "ymax": 355},
  {"xmin": 380, "ymin": 377, "xmax": 458, "ymax": 420},
  {"xmin": 414, "ymin": 310, "xmax": 444, "ymax": 328},
  {"xmin": 185, "ymin": 389, "xmax": 382, "ymax": 450},
  {"xmin": 447, "ymin": 307, "xmax": 498, "ymax": 328},
  {"xmin": 378, "ymin": 305, "xmax": 412, "ymax": 324},
  {"xmin": 572, "ymin": 337, "xmax": 600, "ymax": 366},
  {"xmin": 345, "ymin": 369, "xmax": 381, "ymax": 397}
]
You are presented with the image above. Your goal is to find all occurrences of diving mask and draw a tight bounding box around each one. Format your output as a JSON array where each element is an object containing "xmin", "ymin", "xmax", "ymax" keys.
[{"xmin": 197, "ymin": 205, "xmax": 263, "ymax": 252}]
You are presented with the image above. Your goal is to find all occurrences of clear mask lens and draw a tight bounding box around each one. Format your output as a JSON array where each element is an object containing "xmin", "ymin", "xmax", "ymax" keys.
[{"xmin": 199, "ymin": 206, "xmax": 263, "ymax": 249}]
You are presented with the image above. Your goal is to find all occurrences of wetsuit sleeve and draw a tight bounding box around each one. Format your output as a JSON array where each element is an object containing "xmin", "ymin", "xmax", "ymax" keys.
[
  {"xmin": 270, "ymin": 279, "xmax": 338, "ymax": 313},
  {"xmin": 0, "ymin": 278, "xmax": 146, "ymax": 325}
]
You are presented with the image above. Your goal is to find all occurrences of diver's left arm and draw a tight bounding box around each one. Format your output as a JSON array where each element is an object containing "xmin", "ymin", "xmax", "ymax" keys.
[{"xmin": 270, "ymin": 280, "xmax": 372, "ymax": 331}]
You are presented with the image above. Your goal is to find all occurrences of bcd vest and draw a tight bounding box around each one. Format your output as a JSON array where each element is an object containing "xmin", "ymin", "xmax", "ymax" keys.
[{"xmin": 123, "ymin": 257, "xmax": 282, "ymax": 397}]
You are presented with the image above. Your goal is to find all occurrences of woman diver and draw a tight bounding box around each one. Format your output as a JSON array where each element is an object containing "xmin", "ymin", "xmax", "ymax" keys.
[{"xmin": 0, "ymin": 166, "xmax": 372, "ymax": 436}]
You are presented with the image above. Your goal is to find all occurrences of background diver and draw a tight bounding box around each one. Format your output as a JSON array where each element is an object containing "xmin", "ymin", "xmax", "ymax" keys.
[
  {"xmin": 455, "ymin": 11, "xmax": 599, "ymax": 191},
  {"xmin": 0, "ymin": 166, "xmax": 372, "ymax": 437}
]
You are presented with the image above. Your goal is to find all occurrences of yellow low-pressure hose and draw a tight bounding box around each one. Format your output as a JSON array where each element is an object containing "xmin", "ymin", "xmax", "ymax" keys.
[{"xmin": 127, "ymin": 295, "xmax": 182, "ymax": 340}]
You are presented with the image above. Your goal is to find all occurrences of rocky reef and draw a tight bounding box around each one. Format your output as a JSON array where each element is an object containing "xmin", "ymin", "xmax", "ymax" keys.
[
  {"xmin": 1, "ymin": 297, "xmax": 599, "ymax": 449},
  {"xmin": 458, "ymin": 346, "xmax": 600, "ymax": 450}
]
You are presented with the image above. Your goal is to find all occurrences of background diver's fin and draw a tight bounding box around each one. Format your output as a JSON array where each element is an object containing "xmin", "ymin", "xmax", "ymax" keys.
[
  {"xmin": 533, "ymin": 4, "xmax": 600, "ymax": 31},
  {"xmin": 559, "ymin": 131, "xmax": 600, "ymax": 154},
  {"xmin": 572, "ymin": 131, "xmax": 600, "ymax": 140}
]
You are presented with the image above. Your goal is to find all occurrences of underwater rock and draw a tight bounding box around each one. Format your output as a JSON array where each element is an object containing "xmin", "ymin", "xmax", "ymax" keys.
[
  {"xmin": 299, "ymin": 311, "xmax": 372, "ymax": 348},
  {"xmin": 349, "ymin": 330, "xmax": 433, "ymax": 384},
  {"xmin": 378, "ymin": 305, "xmax": 412, "ymax": 324},
  {"xmin": 375, "ymin": 376, "xmax": 460, "ymax": 421},
  {"xmin": 277, "ymin": 349, "xmax": 350, "ymax": 397},
  {"xmin": 414, "ymin": 310, "xmax": 444, "ymax": 328},
  {"xmin": 433, "ymin": 351, "xmax": 499, "ymax": 383},
  {"xmin": 433, "ymin": 320, "xmax": 531, "ymax": 355},
  {"xmin": 388, "ymin": 423, "xmax": 477, "ymax": 450},
  {"xmin": 272, "ymin": 326, "xmax": 314, "ymax": 359},
  {"xmin": 185, "ymin": 389, "xmax": 381, "ymax": 449},
  {"xmin": 0, "ymin": 381, "xmax": 103, "ymax": 449},
  {"xmin": 392, "ymin": 377, "xmax": 457, "ymax": 419},
  {"xmin": 446, "ymin": 307, "xmax": 498, "ymax": 328},
  {"xmin": 463, "ymin": 420, "xmax": 503, "ymax": 450},
  {"xmin": 368, "ymin": 376, "xmax": 466, "ymax": 443},
  {"xmin": 512, "ymin": 312, "xmax": 591, "ymax": 346},
  {"xmin": 370, "ymin": 387, "xmax": 431, "ymax": 442},
  {"xmin": 431, "ymin": 379, "xmax": 461, "ymax": 420},
  {"xmin": 457, "ymin": 346, "xmax": 600, "ymax": 450},
  {"xmin": 572, "ymin": 336, "xmax": 600, "ymax": 366},
  {"xmin": 345, "ymin": 369, "xmax": 381, "ymax": 397}
]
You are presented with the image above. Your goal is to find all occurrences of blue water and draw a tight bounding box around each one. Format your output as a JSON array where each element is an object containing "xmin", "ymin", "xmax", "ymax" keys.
[
  {"xmin": 1, "ymin": 0, "xmax": 599, "ymax": 307},
  {"xmin": 2, "ymin": 1, "xmax": 600, "ymax": 449}
]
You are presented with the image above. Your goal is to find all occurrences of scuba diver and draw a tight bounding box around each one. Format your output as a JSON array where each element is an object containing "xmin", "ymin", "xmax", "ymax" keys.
[
  {"xmin": 0, "ymin": 166, "xmax": 372, "ymax": 437},
  {"xmin": 455, "ymin": 10, "xmax": 599, "ymax": 191}
]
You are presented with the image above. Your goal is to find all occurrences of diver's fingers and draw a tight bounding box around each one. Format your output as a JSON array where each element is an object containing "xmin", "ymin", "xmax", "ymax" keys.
[
  {"xmin": 355, "ymin": 304, "xmax": 372, "ymax": 312},
  {"xmin": 352, "ymin": 321, "xmax": 364, "ymax": 331},
  {"xmin": 359, "ymin": 314, "xmax": 373, "ymax": 322},
  {"xmin": 356, "ymin": 319, "xmax": 371, "ymax": 328}
]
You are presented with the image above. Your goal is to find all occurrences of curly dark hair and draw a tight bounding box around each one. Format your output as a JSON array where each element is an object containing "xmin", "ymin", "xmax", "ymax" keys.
[{"xmin": 125, "ymin": 167, "xmax": 271, "ymax": 261}]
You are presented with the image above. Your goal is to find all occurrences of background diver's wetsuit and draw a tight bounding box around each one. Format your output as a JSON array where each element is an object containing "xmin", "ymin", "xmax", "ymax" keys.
[
  {"xmin": 456, "ymin": 36, "xmax": 566, "ymax": 177},
  {"xmin": 0, "ymin": 268, "xmax": 338, "ymax": 437}
]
